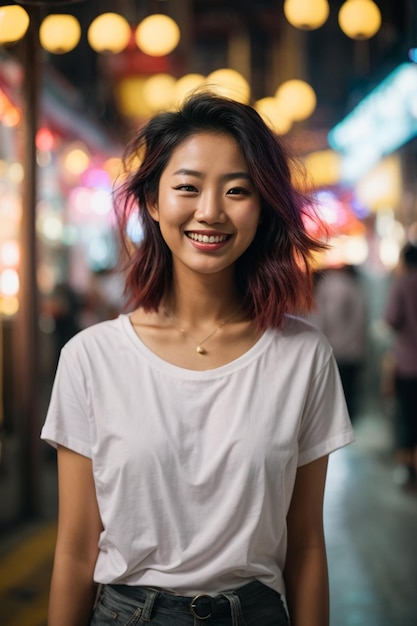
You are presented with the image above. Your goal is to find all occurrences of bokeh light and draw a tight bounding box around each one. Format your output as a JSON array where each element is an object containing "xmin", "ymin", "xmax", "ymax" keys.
[{"xmin": 135, "ymin": 14, "xmax": 180, "ymax": 56}]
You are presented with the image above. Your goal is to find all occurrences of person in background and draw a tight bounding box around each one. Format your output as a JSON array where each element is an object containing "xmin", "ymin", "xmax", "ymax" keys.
[
  {"xmin": 42, "ymin": 281, "xmax": 82, "ymax": 370},
  {"xmin": 310, "ymin": 264, "xmax": 367, "ymax": 422},
  {"xmin": 384, "ymin": 242, "xmax": 417, "ymax": 488},
  {"xmin": 41, "ymin": 92, "xmax": 354, "ymax": 626}
]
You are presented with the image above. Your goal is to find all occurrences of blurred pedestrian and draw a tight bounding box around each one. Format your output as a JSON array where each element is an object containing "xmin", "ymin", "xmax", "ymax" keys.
[
  {"xmin": 384, "ymin": 242, "xmax": 417, "ymax": 488},
  {"xmin": 41, "ymin": 92, "xmax": 354, "ymax": 626},
  {"xmin": 43, "ymin": 281, "xmax": 82, "ymax": 369},
  {"xmin": 311, "ymin": 264, "xmax": 367, "ymax": 422}
]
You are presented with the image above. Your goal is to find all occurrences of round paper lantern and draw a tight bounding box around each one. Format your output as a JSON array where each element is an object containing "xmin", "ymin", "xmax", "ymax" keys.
[
  {"xmin": 275, "ymin": 79, "xmax": 316, "ymax": 121},
  {"xmin": 143, "ymin": 74, "xmax": 176, "ymax": 112},
  {"xmin": 206, "ymin": 69, "xmax": 250, "ymax": 104},
  {"xmin": 254, "ymin": 97, "xmax": 292, "ymax": 135},
  {"xmin": 40, "ymin": 14, "xmax": 81, "ymax": 54},
  {"xmin": 174, "ymin": 74, "xmax": 206, "ymax": 104},
  {"xmin": 0, "ymin": 5, "xmax": 29, "ymax": 43},
  {"xmin": 135, "ymin": 14, "xmax": 180, "ymax": 56},
  {"xmin": 87, "ymin": 12, "xmax": 130, "ymax": 54},
  {"xmin": 283, "ymin": 0, "xmax": 329, "ymax": 30},
  {"xmin": 338, "ymin": 0, "xmax": 382, "ymax": 40}
]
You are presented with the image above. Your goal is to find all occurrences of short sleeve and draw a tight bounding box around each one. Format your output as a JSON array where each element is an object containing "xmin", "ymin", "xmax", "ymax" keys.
[
  {"xmin": 40, "ymin": 344, "xmax": 93, "ymax": 458},
  {"xmin": 297, "ymin": 353, "xmax": 355, "ymax": 466}
]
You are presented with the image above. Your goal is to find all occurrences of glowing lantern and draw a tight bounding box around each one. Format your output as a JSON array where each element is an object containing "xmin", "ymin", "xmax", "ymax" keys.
[
  {"xmin": 275, "ymin": 79, "xmax": 316, "ymax": 121},
  {"xmin": 36, "ymin": 128, "xmax": 55, "ymax": 152},
  {"xmin": 0, "ymin": 5, "xmax": 29, "ymax": 43},
  {"xmin": 0, "ymin": 268, "xmax": 19, "ymax": 296},
  {"xmin": 254, "ymin": 97, "xmax": 292, "ymax": 135},
  {"xmin": 143, "ymin": 74, "xmax": 176, "ymax": 112},
  {"xmin": 206, "ymin": 69, "xmax": 250, "ymax": 104},
  {"xmin": 87, "ymin": 13, "xmax": 130, "ymax": 54},
  {"xmin": 62, "ymin": 143, "xmax": 90, "ymax": 175},
  {"xmin": 0, "ymin": 240, "xmax": 20, "ymax": 266},
  {"xmin": 135, "ymin": 14, "xmax": 180, "ymax": 57},
  {"xmin": 103, "ymin": 157, "xmax": 123, "ymax": 182},
  {"xmin": 303, "ymin": 150, "xmax": 341, "ymax": 187},
  {"xmin": 0, "ymin": 296, "xmax": 18, "ymax": 316},
  {"xmin": 40, "ymin": 14, "xmax": 81, "ymax": 54},
  {"xmin": 8, "ymin": 162, "xmax": 24, "ymax": 184},
  {"xmin": 116, "ymin": 77, "xmax": 154, "ymax": 118},
  {"xmin": 2, "ymin": 107, "xmax": 21, "ymax": 127},
  {"xmin": 283, "ymin": 0, "xmax": 329, "ymax": 30},
  {"xmin": 174, "ymin": 74, "xmax": 206, "ymax": 104},
  {"xmin": 338, "ymin": 0, "xmax": 382, "ymax": 40}
]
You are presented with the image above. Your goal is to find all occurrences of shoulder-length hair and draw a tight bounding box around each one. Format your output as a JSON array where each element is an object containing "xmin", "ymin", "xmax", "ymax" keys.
[{"xmin": 114, "ymin": 91, "xmax": 327, "ymax": 329}]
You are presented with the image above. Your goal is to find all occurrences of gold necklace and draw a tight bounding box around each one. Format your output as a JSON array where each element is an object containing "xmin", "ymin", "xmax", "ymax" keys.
[{"xmin": 163, "ymin": 307, "xmax": 240, "ymax": 355}]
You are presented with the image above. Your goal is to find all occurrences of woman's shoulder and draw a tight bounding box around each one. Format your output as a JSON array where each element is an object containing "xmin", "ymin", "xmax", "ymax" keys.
[
  {"xmin": 61, "ymin": 315, "xmax": 126, "ymax": 355},
  {"xmin": 281, "ymin": 314, "xmax": 327, "ymax": 339},
  {"xmin": 273, "ymin": 314, "xmax": 333, "ymax": 362}
]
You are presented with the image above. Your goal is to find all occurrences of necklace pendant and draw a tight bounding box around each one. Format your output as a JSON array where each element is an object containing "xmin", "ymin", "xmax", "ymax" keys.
[{"xmin": 196, "ymin": 345, "xmax": 207, "ymax": 355}]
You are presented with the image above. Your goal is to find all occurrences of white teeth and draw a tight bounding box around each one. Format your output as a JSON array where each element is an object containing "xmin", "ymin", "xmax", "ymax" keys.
[{"xmin": 187, "ymin": 233, "xmax": 229, "ymax": 243}]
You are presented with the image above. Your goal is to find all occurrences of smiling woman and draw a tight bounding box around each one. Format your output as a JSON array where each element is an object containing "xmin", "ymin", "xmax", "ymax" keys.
[
  {"xmin": 117, "ymin": 93, "xmax": 325, "ymax": 329},
  {"xmin": 145, "ymin": 131, "xmax": 261, "ymax": 283},
  {"xmin": 41, "ymin": 91, "xmax": 355, "ymax": 626}
]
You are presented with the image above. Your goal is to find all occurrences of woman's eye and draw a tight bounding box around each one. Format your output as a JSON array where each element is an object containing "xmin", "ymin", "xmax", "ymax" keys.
[
  {"xmin": 227, "ymin": 187, "xmax": 250, "ymax": 195},
  {"xmin": 175, "ymin": 184, "xmax": 197, "ymax": 192}
]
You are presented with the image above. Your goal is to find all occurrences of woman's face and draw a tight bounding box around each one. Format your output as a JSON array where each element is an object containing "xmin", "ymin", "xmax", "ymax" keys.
[{"xmin": 147, "ymin": 132, "xmax": 261, "ymax": 280}]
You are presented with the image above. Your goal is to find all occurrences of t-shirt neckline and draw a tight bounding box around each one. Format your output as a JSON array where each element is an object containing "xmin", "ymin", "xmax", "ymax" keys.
[{"xmin": 119, "ymin": 313, "xmax": 274, "ymax": 378}]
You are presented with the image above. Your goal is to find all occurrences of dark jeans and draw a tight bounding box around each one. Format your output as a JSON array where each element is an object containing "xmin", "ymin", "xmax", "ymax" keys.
[
  {"xmin": 395, "ymin": 375, "xmax": 417, "ymax": 448},
  {"xmin": 90, "ymin": 580, "xmax": 289, "ymax": 625}
]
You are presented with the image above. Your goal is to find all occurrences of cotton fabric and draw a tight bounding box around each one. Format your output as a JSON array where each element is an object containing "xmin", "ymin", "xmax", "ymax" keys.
[{"xmin": 41, "ymin": 313, "xmax": 354, "ymax": 597}]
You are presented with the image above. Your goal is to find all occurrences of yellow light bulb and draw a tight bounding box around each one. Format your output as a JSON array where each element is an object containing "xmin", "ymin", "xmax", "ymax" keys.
[
  {"xmin": 339, "ymin": 0, "xmax": 382, "ymax": 40},
  {"xmin": 88, "ymin": 13, "xmax": 131, "ymax": 54},
  {"xmin": 0, "ymin": 5, "xmax": 29, "ymax": 43},
  {"xmin": 40, "ymin": 14, "xmax": 81, "ymax": 54},
  {"xmin": 275, "ymin": 80, "xmax": 317, "ymax": 121},
  {"xmin": 135, "ymin": 14, "xmax": 180, "ymax": 57}
]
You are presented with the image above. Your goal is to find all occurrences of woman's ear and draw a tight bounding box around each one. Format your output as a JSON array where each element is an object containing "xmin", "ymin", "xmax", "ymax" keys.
[{"xmin": 146, "ymin": 198, "xmax": 159, "ymax": 222}]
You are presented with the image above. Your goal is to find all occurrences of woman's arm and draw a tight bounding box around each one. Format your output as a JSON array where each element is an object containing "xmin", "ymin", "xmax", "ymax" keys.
[
  {"xmin": 283, "ymin": 455, "xmax": 329, "ymax": 626},
  {"xmin": 48, "ymin": 445, "xmax": 103, "ymax": 626}
]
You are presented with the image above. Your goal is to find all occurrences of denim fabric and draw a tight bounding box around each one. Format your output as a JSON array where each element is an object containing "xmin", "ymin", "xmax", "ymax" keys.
[{"xmin": 90, "ymin": 580, "xmax": 289, "ymax": 625}]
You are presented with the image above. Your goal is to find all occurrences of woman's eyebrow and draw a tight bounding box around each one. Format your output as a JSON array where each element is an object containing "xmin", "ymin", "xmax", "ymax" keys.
[
  {"xmin": 172, "ymin": 168, "xmax": 251, "ymax": 181},
  {"xmin": 172, "ymin": 168, "xmax": 202, "ymax": 177},
  {"xmin": 223, "ymin": 172, "xmax": 252, "ymax": 181}
]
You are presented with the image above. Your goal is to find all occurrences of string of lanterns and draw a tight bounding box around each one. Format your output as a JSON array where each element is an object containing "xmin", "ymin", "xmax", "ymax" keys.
[
  {"xmin": 0, "ymin": 1, "xmax": 383, "ymax": 132},
  {"xmin": 0, "ymin": 7, "xmax": 181, "ymax": 56},
  {"xmin": 283, "ymin": 0, "xmax": 382, "ymax": 39},
  {"xmin": 0, "ymin": 1, "xmax": 383, "ymax": 50}
]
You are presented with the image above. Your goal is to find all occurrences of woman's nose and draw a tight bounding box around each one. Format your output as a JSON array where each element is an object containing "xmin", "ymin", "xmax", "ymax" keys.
[{"xmin": 194, "ymin": 191, "xmax": 226, "ymax": 224}]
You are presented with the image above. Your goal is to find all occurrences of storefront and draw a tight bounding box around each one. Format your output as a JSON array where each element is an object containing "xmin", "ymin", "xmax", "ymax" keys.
[{"xmin": 0, "ymin": 51, "xmax": 123, "ymax": 523}]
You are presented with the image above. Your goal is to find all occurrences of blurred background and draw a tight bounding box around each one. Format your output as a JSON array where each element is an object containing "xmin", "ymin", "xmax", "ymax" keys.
[{"xmin": 0, "ymin": 1, "xmax": 416, "ymax": 625}]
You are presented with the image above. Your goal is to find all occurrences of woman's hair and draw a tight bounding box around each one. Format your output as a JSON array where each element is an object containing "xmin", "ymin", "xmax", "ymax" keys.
[{"xmin": 114, "ymin": 91, "xmax": 327, "ymax": 329}]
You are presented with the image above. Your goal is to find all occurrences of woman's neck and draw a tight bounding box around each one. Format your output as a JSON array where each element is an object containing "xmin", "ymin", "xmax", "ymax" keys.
[{"xmin": 165, "ymin": 271, "xmax": 242, "ymax": 325}]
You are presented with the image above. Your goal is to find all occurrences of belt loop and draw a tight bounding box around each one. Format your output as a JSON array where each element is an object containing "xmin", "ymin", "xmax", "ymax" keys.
[
  {"xmin": 140, "ymin": 588, "xmax": 159, "ymax": 623},
  {"xmin": 222, "ymin": 592, "xmax": 244, "ymax": 626}
]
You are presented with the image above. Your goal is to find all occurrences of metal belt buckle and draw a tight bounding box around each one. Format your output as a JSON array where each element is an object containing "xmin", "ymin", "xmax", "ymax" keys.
[{"xmin": 190, "ymin": 594, "xmax": 213, "ymax": 619}]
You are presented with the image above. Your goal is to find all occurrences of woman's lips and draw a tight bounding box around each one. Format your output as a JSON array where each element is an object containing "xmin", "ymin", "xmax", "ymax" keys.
[
  {"xmin": 185, "ymin": 231, "xmax": 232, "ymax": 250},
  {"xmin": 185, "ymin": 232, "xmax": 231, "ymax": 244}
]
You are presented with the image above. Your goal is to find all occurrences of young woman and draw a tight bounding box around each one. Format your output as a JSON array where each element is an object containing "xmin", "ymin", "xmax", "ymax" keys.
[{"xmin": 41, "ymin": 92, "xmax": 355, "ymax": 626}]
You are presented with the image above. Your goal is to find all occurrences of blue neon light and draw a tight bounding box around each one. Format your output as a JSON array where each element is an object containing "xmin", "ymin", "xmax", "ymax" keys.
[{"xmin": 328, "ymin": 63, "xmax": 417, "ymax": 182}]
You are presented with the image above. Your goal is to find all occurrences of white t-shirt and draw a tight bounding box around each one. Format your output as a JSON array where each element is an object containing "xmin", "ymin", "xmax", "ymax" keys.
[{"xmin": 41, "ymin": 313, "xmax": 354, "ymax": 596}]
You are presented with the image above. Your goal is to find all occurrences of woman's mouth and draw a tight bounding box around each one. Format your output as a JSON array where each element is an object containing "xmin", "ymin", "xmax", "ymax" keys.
[{"xmin": 186, "ymin": 232, "xmax": 231, "ymax": 244}]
